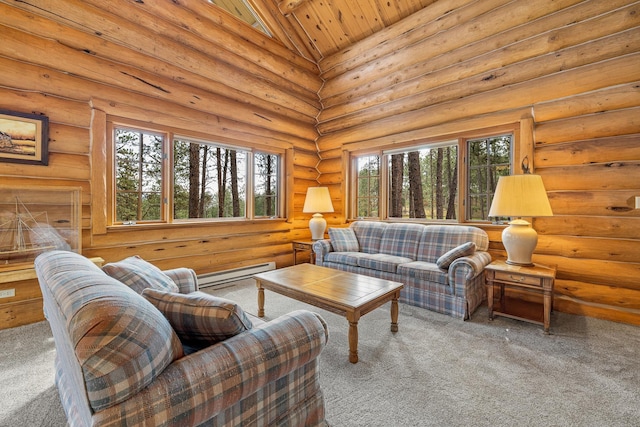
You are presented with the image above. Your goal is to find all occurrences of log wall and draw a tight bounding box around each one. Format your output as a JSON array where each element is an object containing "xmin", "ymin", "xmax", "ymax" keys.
[
  {"xmin": 316, "ymin": 0, "xmax": 640, "ymax": 325},
  {"xmin": 0, "ymin": 0, "xmax": 322, "ymax": 273},
  {"xmin": 0, "ymin": 0, "xmax": 638, "ymax": 326}
]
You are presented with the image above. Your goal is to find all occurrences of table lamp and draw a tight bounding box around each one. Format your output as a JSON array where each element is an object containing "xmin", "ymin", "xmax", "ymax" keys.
[
  {"xmin": 303, "ymin": 187, "xmax": 334, "ymax": 240},
  {"xmin": 488, "ymin": 173, "xmax": 553, "ymax": 266}
]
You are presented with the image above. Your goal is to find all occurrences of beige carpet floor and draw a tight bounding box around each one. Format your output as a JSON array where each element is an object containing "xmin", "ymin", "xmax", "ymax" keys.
[{"xmin": 1, "ymin": 277, "xmax": 639, "ymax": 426}]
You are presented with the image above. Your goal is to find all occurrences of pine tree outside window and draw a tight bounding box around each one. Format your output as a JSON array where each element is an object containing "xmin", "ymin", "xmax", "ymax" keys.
[
  {"xmin": 173, "ymin": 138, "xmax": 247, "ymax": 220},
  {"xmin": 355, "ymin": 155, "xmax": 380, "ymax": 218},
  {"xmin": 114, "ymin": 128, "xmax": 164, "ymax": 224},
  {"xmin": 351, "ymin": 131, "xmax": 513, "ymax": 223},
  {"xmin": 112, "ymin": 124, "xmax": 282, "ymax": 225},
  {"xmin": 254, "ymin": 152, "xmax": 280, "ymax": 218}
]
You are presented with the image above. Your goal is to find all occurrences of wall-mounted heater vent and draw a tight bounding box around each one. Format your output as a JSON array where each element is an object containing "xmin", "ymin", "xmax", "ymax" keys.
[{"xmin": 197, "ymin": 262, "xmax": 275, "ymax": 288}]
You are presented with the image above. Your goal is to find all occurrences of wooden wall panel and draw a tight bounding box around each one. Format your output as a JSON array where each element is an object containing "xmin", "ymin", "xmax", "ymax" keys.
[
  {"xmin": 1, "ymin": 0, "xmax": 638, "ymax": 327},
  {"xmin": 535, "ymin": 134, "xmax": 640, "ymax": 168},
  {"xmin": 316, "ymin": 0, "xmax": 640, "ymax": 325},
  {"xmin": 535, "ymin": 216, "xmax": 640, "ymax": 240},
  {"xmin": 0, "ymin": 0, "xmax": 321, "ymax": 279}
]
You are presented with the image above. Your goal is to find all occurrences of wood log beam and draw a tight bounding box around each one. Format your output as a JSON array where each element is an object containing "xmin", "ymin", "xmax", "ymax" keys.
[
  {"xmin": 84, "ymin": 0, "xmax": 321, "ymax": 94},
  {"xmin": 177, "ymin": 0, "xmax": 318, "ymax": 74},
  {"xmin": 248, "ymin": 0, "xmax": 320, "ymax": 61},
  {"xmin": 278, "ymin": 0, "xmax": 308, "ymax": 16},
  {"xmin": 318, "ymin": 30, "xmax": 640, "ymax": 133},
  {"xmin": 535, "ymin": 215, "xmax": 640, "ymax": 240},
  {"xmin": 0, "ymin": 28, "xmax": 317, "ymax": 141},
  {"xmin": 316, "ymin": 53, "xmax": 640, "ymax": 148},
  {"xmin": 534, "ymin": 134, "xmax": 640, "ymax": 168},
  {"xmin": 321, "ymin": 1, "xmax": 638, "ymax": 109},
  {"xmin": 90, "ymin": 98, "xmax": 316, "ymax": 152},
  {"xmin": 2, "ymin": 1, "xmax": 321, "ymax": 116}
]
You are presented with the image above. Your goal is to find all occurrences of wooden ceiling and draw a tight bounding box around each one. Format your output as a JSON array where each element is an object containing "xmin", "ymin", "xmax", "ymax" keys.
[{"xmin": 213, "ymin": 0, "xmax": 437, "ymax": 63}]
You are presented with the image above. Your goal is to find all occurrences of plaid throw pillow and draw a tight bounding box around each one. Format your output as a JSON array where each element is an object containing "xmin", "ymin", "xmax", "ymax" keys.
[
  {"xmin": 142, "ymin": 289, "xmax": 253, "ymax": 352},
  {"xmin": 328, "ymin": 227, "xmax": 360, "ymax": 252},
  {"xmin": 103, "ymin": 255, "xmax": 179, "ymax": 294},
  {"xmin": 436, "ymin": 242, "xmax": 476, "ymax": 269}
]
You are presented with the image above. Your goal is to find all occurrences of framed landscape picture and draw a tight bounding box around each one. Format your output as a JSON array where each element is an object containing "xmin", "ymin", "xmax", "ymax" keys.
[{"xmin": 0, "ymin": 109, "xmax": 49, "ymax": 165}]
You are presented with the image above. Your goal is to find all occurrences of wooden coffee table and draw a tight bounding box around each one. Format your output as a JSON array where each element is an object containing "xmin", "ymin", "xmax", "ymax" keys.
[{"xmin": 253, "ymin": 263, "xmax": 404, "ymax": 363}]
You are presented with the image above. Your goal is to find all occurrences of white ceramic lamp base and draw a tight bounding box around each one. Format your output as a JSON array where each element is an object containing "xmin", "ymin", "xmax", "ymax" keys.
[
  {"xmin": 502, "ymin": 219, "xmax": 538, "ymax": 266},
  {"xmin": 309, "ymin": 213, "xmax": 327, "ymax": 240}
]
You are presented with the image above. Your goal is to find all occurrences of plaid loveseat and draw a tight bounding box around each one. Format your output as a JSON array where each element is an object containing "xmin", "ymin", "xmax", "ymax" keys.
[
  {"xmin": 313, "ymin": 221, "xmax": 491, "ymax": 319},
  {"xmin": 35, "ymin": 250, "xmax": 328, "ymax": 426}
]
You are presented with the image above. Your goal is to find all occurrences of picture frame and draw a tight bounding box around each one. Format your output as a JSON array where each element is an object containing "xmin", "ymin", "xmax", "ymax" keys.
[
  {"xmin": 0, "ymin": 185, "xmax": 81, "ymax": 271},
  {"xmin": 0, "ymin": 109, "xmax": 49, "ymax": 166}
]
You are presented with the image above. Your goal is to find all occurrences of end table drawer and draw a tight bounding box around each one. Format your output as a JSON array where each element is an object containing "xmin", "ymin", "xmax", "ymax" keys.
[
  {"xmin": 494, "ymin": 271, "xmax": 541, "ymax": 287},
  {"xmin": 293, "ymin": 242, "xmax": 313, "ymax": 251}
]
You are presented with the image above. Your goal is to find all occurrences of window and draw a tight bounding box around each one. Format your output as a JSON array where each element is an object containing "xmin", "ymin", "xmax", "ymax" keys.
[
  {"xmin": 208, "ymin": 0, "xmax": 271, "ymax": 36},
  {"xmin": 466, "ymin": 135, "xmax": 511, "ymax": 221},
  {"xmin": 112, "ymin": 124, "xmax": 282, "ymax": 225},
  {"xmin": 352, "ymin": 131, "xmax": 514, "ymax": 223},
  {"xmin": 173, "ymin": 138, "xmax": 247, "ymax": 219},
  {"xmin": 386, "ymin": 143, "xmax": 458, "ymax": 220},
  {"xmin": 254, "ymin": 153, "xmax": 280, "ymax": 218},
  {"xmin": 355, "ymin": 155, "xmax": 380, "ymax": 218},
  {"xmin": 114, "ymin": 128, "xmax": 165, "ymax": 223}
]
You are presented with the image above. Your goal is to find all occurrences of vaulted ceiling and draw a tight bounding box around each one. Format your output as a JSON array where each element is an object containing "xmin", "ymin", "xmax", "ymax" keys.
[{"xmin": 213, "ymin": 0, "xmax": 437, "ymax": 63}]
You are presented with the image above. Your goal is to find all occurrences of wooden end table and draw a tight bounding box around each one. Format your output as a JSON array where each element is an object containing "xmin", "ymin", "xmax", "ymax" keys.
[
  {"xmin": 485, "ymin": 260, "xmax": 556, "ymax": 334},
  {"xmin": 292, "ymin": 240, "xmax": 316, "ymax": 265},
  {"xmin": 254, "ymin": 263, "xmax": 403, "ymax": 363}
]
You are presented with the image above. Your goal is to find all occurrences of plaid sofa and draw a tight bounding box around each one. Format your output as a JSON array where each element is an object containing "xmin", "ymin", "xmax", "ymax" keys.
[
  {"xmin": 313, "ymin": 221, "xmax": 491, "ymax": 319},
  {"xmin": 35, "ymin": 250, "xmax": 328, "ymax": 427}
]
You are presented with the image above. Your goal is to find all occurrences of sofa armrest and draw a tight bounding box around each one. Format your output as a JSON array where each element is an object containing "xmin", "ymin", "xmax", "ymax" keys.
[
  {"xmin": 93, "ymin": 309, "xmax": 328, "ymax": 426},
  {"xmin": 448, "ymin": 251, "xmax": 492, "ymax": 296},
  {"xmin": 312, "ymin": 239, "xmax": 333, "ymax": 264},
  {"xmin": 164, "ymin": 267, "xmax": 199, "ymax": 293}
]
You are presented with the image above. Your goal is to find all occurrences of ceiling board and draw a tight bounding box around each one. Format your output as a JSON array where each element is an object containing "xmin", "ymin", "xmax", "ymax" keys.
[{"xmin": 240, "ymin": 0, "xmax": 438, "ymax": 62}]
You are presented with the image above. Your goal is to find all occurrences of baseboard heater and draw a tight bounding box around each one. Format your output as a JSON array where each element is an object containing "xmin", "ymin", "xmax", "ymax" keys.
[{"xmin": 197, "ymin": 262, "xmax": 275, "ymax": 288}]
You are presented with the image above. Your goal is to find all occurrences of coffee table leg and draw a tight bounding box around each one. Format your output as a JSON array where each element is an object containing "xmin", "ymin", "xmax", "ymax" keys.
[
  {"xmin": 347, "ymin": 312, "xmax": 360, "ymax": 363},
  {"xmin": 257, "ymin": 282, "xmax": 265, "ymax": 317},
  {"xmin": 390, "ymin": 293, "xmax": 399, "ymax": 333}
]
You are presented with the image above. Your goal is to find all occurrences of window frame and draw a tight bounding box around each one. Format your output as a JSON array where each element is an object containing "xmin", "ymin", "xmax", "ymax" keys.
[
  {"xmin": 171, "ymin": 135, "xmax": 251, "ymax": 222},
  {"xmin": 348, "ymin": 124, "xmax": 521, "ymax": 224},
  {"xmin": 354, "ymin": 154, "xmax": 382, "ymax": 218},
  {"xmin": 107, "ymin": 122, "xmax": 170, "ymax": 226},
  {"xmin": 107, "ymin": 119, "xmax": 286, "ymax": 227},
  {"xmin": 464, "ymin": 133, "xmax": 513, "ymax": 222},
  {"xmin": 252, "ymin": 151, "xmax": 282, "ymax": 219}
]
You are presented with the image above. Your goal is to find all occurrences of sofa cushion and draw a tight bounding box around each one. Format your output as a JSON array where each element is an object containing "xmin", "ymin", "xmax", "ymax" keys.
[
  {"xmin": 325, "ymin": 251, "xmax": 367, "ymax": 266},
  {"xmin": 51, "ymin": 270, "xmax": 184, "ymax": 412},
  {"xmin": 417, "ymin": 225, "xmax": 488, "ymax": 263},
  {"xmin": 328, "ymin": 227, "xmax": 360, "ymax": 252},
  {"xmin": 436, "ymin": 242, "xmax": 476, "ymax": 269},
  {"xmin": 103, "ymin": 255, "xmax": 179, "ymax": 294},
  {"xmin": 379, "ymin": 223, "xmax": 424, "ymax": 259},
  {"xmin": 351, "ymin": 221, "xmax": 386, "ymax": 253},
  {"xmin": 142, "ymin": 289, "xmax": 253, "ymax": 352},
  {"xmin": 397, "ymin": 261, "xmax": 450, "ymax": 286},
  {"xmin": 357, "ymin": 253, "xmax": 414, "ymax": 273}
]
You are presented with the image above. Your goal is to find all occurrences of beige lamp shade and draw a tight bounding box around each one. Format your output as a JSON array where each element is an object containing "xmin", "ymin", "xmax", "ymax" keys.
[
  {"xmin": 303, "ymin": 187, "xmax": 334, "ymax": 240},
  {"xmin": 489, "ymin": 174, "xmax": 552, "ymax": 266},
  {"xmin": 303, "ymin": 187, "xmax": 334, "ymax": 213},
  {"xmin": 488, "ymin": 174, "xmax": 553, "ymax": 218}
]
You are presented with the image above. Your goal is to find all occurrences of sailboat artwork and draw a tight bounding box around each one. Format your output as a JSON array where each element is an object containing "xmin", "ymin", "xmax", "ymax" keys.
[{"xmin": 0, "ymin": 196, "xmax": 71, "ymax": 263}]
